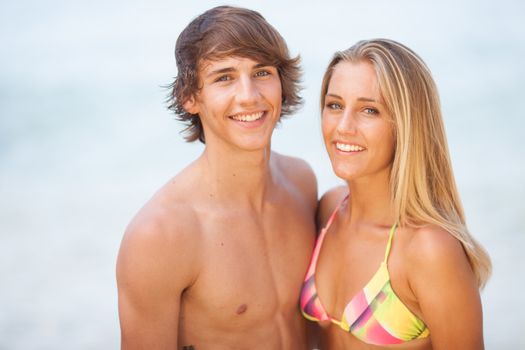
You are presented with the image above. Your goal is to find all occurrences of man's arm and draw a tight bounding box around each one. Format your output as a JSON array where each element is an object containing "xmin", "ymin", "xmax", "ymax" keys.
[{"xmin": 116, "ymin": 208, "xmax": 199, "ymax": 349}]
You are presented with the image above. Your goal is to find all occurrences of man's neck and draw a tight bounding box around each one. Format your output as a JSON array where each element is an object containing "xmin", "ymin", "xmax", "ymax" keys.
[{"xmin": 195, "ymin": 144, "xmax": 275, "ymax": 211}]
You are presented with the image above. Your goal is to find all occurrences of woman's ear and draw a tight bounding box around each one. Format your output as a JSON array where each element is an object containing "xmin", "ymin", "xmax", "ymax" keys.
[{"xmin": 183, "ymin": 95, "xmax": 199, "ymax": 115}]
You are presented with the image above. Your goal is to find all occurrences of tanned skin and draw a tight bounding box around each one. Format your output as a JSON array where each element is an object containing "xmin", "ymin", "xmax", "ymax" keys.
[
  {"xmin": 117, "ymin": 56, "xmax": 317, "ymax": 349},
  {"xmin": 311, "ymin": 61, "xmax": 483, "ymax": 350}
]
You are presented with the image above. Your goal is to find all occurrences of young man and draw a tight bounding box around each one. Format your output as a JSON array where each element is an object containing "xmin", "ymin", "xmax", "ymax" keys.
[{"xmin": 116, "ymin": 6, "xmax": 317, "ymax": 349}]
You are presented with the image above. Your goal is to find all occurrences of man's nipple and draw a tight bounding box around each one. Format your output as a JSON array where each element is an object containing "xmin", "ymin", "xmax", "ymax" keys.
[{"xmin": 236, "ymin": 303, "xmax": 248, "ymax": 315}]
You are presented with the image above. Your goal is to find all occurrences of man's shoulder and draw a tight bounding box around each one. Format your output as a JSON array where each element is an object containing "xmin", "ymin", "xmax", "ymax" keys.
[
  {"xmin": 117, "ymin": 183, "xmax": 203, "ymax": 288},
  {"xmin": 272, "ymin": 152, "xmax": 317, "ymax": 202},
  {"xmin": 272, "ymin": 152, "xmax": 314, "ymax": 176},
  {"xmin": 122, "ymin": 173, "xmax": 205, "ymax": 257}
]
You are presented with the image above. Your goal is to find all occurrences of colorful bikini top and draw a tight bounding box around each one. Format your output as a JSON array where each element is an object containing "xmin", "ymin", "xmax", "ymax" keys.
[{"xmin": 300, "ymin": 196, "xmax": 430, "ymax": 345}]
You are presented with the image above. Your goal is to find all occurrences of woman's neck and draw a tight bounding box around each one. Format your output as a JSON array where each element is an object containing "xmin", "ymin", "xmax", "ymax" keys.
[{"xmin": 345, "ymin": 169, "xmax": 395, "ymax": 227}]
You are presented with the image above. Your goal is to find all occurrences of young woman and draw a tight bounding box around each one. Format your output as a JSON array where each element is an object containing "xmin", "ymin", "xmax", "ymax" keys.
[{"xmin": 300, "ymin": 39, "xmax": 491, "ymax": 349}]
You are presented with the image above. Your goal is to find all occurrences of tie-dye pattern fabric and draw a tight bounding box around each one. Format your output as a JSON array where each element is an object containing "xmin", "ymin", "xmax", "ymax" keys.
[{"xmin": 300, "ymin": 196, "xmax": 430, "ymax": 345}]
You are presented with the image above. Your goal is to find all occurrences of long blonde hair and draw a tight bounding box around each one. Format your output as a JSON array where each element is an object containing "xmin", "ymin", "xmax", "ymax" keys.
[{"xmin": 321, "ymin": 39, "xmax": 491, "ymax": 288}]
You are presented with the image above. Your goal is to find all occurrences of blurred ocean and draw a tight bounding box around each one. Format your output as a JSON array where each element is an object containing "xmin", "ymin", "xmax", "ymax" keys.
[{"xmin": 1, "ymin": 0, "xmax": 524, "ymax": 348}]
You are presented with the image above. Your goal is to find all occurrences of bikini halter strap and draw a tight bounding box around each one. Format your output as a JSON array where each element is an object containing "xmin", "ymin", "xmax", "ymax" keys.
[
  {"xmin": 383, "ymin": 223, "xmax": 398, "ymax": 263},
  {"xmin": 324, "ymin": 195, "xmax": 396, "ymax": 264},
  {"xmin": 323, "ymin": 194, "xmax": 350, "ymax": 231}
]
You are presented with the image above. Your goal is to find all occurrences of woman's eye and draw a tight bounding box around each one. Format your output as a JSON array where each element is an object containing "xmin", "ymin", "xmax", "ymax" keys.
[
  {"xmin": 326, "ymin": 102, "xmax": 342, "ymax": 110},
  {"xmin": 364, "ymin": 107, "xmax": 379, "ymax": 115}
]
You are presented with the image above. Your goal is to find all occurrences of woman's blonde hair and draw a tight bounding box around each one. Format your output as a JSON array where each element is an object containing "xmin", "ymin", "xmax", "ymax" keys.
[{"xmin": 321, "ymin": 39, "xmax": 491, "ymax": 288}]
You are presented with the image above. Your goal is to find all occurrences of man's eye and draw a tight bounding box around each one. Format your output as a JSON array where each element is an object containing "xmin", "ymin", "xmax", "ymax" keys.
[
  {"xmin": 215, "ymin": 75, "xmax": 232, "ymax": 82},
  {"xmin": 255, "ymin": 70, "xmax": 270, "ymax": 77}
]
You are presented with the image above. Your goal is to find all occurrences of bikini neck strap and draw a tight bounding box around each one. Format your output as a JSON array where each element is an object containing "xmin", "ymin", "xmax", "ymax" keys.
[
  {"xmin": 323, "ymin": 194, "xmax": 350, "ymax": 231},
  {"xmin": 383, "ymin": 223, "xmax": 398, "ymax": 263}
]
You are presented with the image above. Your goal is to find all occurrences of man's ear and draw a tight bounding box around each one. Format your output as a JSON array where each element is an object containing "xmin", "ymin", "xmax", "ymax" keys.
[{"xmin": 183, "ymin": 95, "xmax": 199, "ymax": 115}]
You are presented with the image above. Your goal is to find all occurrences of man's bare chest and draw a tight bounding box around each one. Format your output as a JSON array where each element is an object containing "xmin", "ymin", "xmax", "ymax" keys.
[{"xmin": 180, "ymin": 205, "xmax": 315, "ymax": 326}]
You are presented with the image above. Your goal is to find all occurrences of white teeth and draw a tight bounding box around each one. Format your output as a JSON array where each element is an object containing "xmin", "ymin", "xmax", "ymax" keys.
[
  {"xmin": 336, "ymin": 142, "xmax": 365, "ymax": 152},
  {"xmin": 231, "ymin": 112, "xmax": 264, "ymax": 122}
]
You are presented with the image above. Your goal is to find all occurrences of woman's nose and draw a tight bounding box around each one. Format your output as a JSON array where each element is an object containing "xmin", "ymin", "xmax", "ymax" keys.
[{"xmin": 336, "ymin": 110, "xmax": 357, "ymax": 135}]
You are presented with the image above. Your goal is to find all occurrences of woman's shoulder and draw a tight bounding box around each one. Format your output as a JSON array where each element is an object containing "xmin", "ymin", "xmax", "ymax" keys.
[
  {"xmin": 406, "ymin": 225, "xmax": 466, "ymax": 265},
  {"xmin": 405, "ymin": 224, "xmax": 475, "ymax": 291}
]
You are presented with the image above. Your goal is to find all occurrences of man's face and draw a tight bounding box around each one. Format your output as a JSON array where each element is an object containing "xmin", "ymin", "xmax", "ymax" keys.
[{"xmin": 184, "ymin": 56, "xmax": 282, "ymax": 151}]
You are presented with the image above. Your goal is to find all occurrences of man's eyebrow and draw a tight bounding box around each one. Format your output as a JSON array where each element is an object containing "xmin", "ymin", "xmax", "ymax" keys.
[
  {"xmin": 205, "ymin": 63, "xmax": 274, "ymax": 79},
  {"xmin": 253, "ymin": 63, "xmax": 272, "ymax": 69},
  {"xmin": 205, "ymin": 67, "xmax": 235, "ymax": 78}
]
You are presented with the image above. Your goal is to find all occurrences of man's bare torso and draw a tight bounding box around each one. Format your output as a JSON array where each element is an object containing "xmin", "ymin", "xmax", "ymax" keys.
[{"xmin": 123, "ymin": 152, "xmax": 317, "ymax": 349}]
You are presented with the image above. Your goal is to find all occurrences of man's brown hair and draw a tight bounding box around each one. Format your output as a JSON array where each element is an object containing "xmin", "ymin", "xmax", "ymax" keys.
[{"xmin": 167, "ymin": 6, "xmax": 302, "ymax": 143}]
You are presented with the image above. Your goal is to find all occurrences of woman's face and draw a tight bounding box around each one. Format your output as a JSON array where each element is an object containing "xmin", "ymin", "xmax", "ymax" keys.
[{"xmin": 322, "ymin": 61, "xmax": 395, "ymax": 182}]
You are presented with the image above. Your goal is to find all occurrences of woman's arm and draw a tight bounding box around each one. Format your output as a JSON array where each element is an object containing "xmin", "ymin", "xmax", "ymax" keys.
[{"xmin": 409, "ymin": 226, "xmax": 484, "ymax": 350}]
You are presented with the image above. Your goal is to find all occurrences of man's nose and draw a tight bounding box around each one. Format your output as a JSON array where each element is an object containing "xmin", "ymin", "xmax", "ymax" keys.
[{"xmin": 235, "ymin": 75, "xmax": 259, "ymax": 105}]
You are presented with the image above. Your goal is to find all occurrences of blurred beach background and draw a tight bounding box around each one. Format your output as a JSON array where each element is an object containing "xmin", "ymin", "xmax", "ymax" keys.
[{"xmin": 1, "ymin": 0, "xmax": 524, "ymax": 348}]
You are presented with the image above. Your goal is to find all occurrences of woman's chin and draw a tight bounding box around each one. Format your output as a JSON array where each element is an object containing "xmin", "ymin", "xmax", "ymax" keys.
[{"xmin": 333, "ymin": 167, "xmax": 358, "ymax": 182}]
